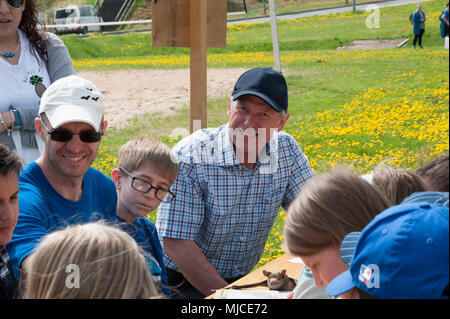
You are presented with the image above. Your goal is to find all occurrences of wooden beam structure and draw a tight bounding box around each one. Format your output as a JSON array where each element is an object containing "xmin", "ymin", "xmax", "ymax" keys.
[
  {"xmin": 190, "ymin": 0, "xmax": 207, "ymax": 133},
  {"xmin": 152, "ymin": 0, "xmax": 227, "ymax": 133}
]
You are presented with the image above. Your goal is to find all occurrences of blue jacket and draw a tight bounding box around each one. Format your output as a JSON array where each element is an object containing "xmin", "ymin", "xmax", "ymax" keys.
[
  {"xmin": 440, "ymin": 8, "xmax": 449, "ymax": 38},
  {"xmin": 412, "ymin": 10, "xmax": 426, "ymax": 35},
  {"xmin": 115, "ymin": 216, "xmax": 170, "ymax": 297}
]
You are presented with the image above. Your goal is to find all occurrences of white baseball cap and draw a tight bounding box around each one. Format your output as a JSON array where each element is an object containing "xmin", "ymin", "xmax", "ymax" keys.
[{"xmin": 39, "ymin": 75, "xmax": 104, "ymax": 131}]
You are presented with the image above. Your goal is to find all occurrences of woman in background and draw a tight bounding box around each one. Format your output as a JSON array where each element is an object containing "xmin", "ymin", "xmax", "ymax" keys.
[
  {"xmin": 411, "ymin": 3, "xmax": 426, "ymax": 49},
  {"xmin": 440, "ymin": 3, "xmax": 449, "ymax": 39},
  {"xmin": 0, "ymin": 0, "xmax": 74, "ymax": 164}
]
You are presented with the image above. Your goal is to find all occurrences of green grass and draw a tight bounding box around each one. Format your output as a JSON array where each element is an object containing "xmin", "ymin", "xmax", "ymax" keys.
[
  {"xmin": 274, "ymin": 0, "xmax": 383, "ymax": 14},
  {"xmin": 85, "ymin": 0, "xmax": 449, "ymax": 270},
  {"xmin": 62, "ymin": 1, "xmax": 446, "ymax": 61}
]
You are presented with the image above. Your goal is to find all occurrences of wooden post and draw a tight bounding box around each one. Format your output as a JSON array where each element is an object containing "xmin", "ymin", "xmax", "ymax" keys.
[
  {"xmin": 190, "ymin": 0, "xmax": 208, "ymax": 133},
  {"xmin": 152, "ymin": 0, "xmax": 226, "ymax": 134}
]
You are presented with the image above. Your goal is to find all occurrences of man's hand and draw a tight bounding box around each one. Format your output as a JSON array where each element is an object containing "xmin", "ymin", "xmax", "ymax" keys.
[{"xmin": 164, "ymin": 238, "xmax": 229, "ymax": 297}]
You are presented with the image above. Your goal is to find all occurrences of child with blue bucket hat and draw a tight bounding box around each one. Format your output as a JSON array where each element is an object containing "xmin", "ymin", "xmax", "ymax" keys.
[{"xmin": 327, "ymin": 203, "xmax": 449, "ymax": 299}]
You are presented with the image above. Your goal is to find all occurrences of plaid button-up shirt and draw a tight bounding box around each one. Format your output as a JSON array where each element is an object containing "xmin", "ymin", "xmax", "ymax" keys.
[
  {"xmin": 156, "ymin": 124, "xmax": 315, "ymax": 279},
  {"xmin": 0, "ymin": 246, "xmax": 16, "ymax": 299}
]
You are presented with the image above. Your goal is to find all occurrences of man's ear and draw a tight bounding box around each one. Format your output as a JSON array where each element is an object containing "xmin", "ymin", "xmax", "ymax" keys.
[
  {"xmin": 35, "ymin": 118, "xmax": 46, "ymax": 142},
  {"xmin": 227, "ymin": 96, "xmax": 232, "ymax": 117},
  {"xmin": 99, "ymin": 120, "xmax": 108, "ymax": 142},
  {"xmin": 277, "ymin": 113, "xmax": 290, "ymax": 132},
  {"xmin": 111, "ymin": 168, "xmax": 121, "ymax": 190}
]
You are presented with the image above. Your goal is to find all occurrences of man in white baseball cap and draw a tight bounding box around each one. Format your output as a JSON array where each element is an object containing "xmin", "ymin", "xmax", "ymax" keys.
[
  {"xmin": 38, "ymin": 74, "xmax": 105, "ymax": 132},
  {"xmin": 6, "ymin": 75, "xmax": 118, "ymax": 282}
]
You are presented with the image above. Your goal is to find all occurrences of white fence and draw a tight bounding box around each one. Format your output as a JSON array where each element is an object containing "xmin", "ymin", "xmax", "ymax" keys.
[{"xmin": 43, "ymin": 11, "xmax": 246, "ymax": 31}]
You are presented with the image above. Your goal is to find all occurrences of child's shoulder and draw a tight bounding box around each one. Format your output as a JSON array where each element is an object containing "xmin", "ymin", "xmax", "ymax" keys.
[
  {"xmin": 136, "ymin": 217, "xmax": 157, "ymax": 231},
  {"xmin": 136, "ymin": 218, "xmax": 161, "ymax": 248}
]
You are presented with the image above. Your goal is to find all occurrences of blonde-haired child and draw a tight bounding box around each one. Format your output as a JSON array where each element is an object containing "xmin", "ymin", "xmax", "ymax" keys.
[{"xmin": 24, "ymin": 222, "xmax": 160, "ymax": 298}]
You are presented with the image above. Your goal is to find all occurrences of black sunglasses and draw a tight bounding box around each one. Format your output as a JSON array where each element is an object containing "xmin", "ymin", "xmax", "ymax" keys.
[
  {"xmin": 6, "ymin": 0, "xmax": 24, "ymax": 8},
  {"xmin": 40, "ymin": 119, "xmax": 103, "ymax": 143},
  {"xmin": 48, "ymin": 129, "xmax": 103, "ymax": 143}
]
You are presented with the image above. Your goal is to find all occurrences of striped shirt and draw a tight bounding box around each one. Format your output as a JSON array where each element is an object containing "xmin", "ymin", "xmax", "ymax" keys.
[
  {"xmin": 156, "ymin": 124, "xmax": 315, "ymax": 279},
  {"xmin": 0, "ymin": 246, "xmax": 16, "ymax": 299},
  {"xmin": 340, "ymin": 232, "xmax": 362, "ymax": 265},
  {"xmin": 401, "ymin": 191, "xmax": 449, "ymax": 208}
]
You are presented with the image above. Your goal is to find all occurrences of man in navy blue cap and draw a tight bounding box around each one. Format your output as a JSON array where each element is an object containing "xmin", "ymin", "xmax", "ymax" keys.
[{"xmin": 156, "ymin": 67, "xmax": 315, "ymax": 298}]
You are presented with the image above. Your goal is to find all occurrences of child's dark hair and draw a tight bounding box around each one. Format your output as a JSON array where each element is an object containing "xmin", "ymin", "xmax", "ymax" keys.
[
  {"xmin": 283, "ymin": 169, "xmax": 391, "ymax": 257},
  {"xmin": 371, "ymin": 166, "xmax": 428, "ymax": 205},
  {"xmin": 0, "ymin": 144, "xmax": 23, "ymax": 177},
  {"xmin": 416, "ymin": 155, "xmax": 449, "ymax": 192}
]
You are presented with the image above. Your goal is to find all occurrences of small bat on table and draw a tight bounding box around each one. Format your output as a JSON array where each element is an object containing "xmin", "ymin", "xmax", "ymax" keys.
[{"xmin": 229, "ymin": 269, "xmax": 297, "ymax": 291}]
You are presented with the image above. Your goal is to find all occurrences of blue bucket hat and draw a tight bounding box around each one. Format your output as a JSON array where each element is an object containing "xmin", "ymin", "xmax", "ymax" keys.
[
  {"xmin": 231, "ymin": 67, "xmax": 288, "ymax": 113},
  {"xmin": 327, "ymin": 203, "xmax": 449, "ymax": 299}
]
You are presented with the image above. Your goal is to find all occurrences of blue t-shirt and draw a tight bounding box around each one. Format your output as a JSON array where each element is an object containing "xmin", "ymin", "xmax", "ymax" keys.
[
  {"xmin": 6, "ymin": 162, "xmax": 117, "ymax": 280},
  {"xmin": 115, "ymin": 216, "xmax": 169, "ymax": 297}
]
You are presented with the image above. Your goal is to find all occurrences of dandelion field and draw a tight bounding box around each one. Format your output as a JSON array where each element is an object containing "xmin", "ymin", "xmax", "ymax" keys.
[{"xmin": 87, "ymin": 0, "xmax": 449, "ymax": 269}]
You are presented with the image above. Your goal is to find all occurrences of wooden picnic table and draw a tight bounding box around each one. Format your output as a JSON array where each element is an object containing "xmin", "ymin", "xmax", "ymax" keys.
[{"xmin": 206, "ymin": 253, "xmax": 303, "ymax": 298}]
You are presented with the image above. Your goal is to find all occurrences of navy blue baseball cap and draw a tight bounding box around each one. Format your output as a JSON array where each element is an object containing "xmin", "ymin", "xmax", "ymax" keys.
[
  {"xmin": 327, "ymin": 203, "xmax": 449, "ymax": 299},
  {"xmin": 231, "ymin": 67, "xmax": 288, "ymax": 112}
]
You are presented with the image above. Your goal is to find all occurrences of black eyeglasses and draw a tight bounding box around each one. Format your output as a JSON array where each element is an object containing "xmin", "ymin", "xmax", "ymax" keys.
[
  {"xmin": 40, "ymin": 118, "xmax": 103, "ymax": 143},
  {"xmin": 6, "ymin": 0, "xmax": 24, "ymax": 8},
  {"xmin": 120, "ymin": 168, "xmax": 175, "ymax": 203}
]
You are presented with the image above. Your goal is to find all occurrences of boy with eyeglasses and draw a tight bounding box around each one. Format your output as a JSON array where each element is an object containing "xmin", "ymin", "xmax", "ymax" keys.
[
  {"xmin": 6, "ymin": 75, "xmax": 117, "ymax": 283},
  {"xmin": 111, "ymin": 137, "xmax": 179, "ymax": 297}
]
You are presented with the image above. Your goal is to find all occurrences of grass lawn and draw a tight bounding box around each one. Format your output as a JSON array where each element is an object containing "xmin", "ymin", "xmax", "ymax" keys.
[{"xmin": 64, "ymin": 0, "xmax": 449, "ymax": 269}]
